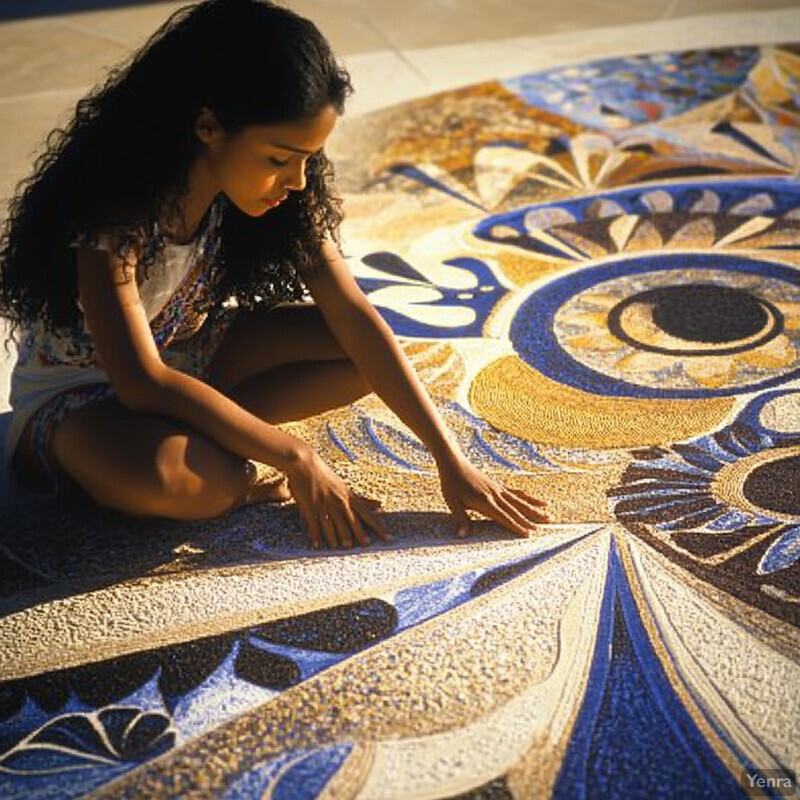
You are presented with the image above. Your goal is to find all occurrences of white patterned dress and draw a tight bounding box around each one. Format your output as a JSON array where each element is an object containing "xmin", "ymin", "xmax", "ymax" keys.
[{"xmin": 6, "ymin": 196, "xmax": 231, "ymax": 493}]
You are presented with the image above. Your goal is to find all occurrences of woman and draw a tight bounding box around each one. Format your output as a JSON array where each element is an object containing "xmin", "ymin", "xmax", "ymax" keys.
[{"xmin": 0, "ymin": 0, "xmax": 549, "ymax": 548}]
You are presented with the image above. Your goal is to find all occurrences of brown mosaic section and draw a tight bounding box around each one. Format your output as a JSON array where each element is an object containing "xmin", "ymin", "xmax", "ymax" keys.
[
  {"xmin": 742, "ymin": 455, "xmax": 800, "ymax": 515},
  {"xmin": 331, "ymin": 81, "xmax": 581, "ymax": 193},
  {"xmin": 622, "ymin": 521, "xmax": 800, "ymax": 629}
]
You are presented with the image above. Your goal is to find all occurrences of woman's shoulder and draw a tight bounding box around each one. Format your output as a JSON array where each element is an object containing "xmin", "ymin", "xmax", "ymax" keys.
[
  {"xmin": 68, "ymin": 226, "xmax": 150, "ymax": 264},
  {"xmin": 70, "ymin": 221, "xmax": 174, "ymax": 278},
  {"xmin": 69, "ymin": 230, "xmax": 120, "ymax": 253}
]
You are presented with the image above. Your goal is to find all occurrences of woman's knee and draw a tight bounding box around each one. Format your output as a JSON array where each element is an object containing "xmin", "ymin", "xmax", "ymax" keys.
[
  {"xmin": 209, "ymin": 302, "xmax": 347, "ymax": 391},
  {"xmin": 149, "ymin": 434, "xmax": 249, "ymax": 519},
  {"xmin": 53, "ymin": 407, "xmax": 250, "ymax": 520}
]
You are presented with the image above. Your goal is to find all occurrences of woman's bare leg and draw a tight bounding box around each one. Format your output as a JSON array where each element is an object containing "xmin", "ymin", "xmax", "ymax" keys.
[
  {"xmin": 50, "ymin": 303, "xmax": 371, "ymax": 520},
  {"xmin": 211, "ymin": 302, "xmax": 371, "ymax": 422},
  {"xmin": 230, "ymin": 358, "xmax": 368, "ymax": 423},
  {"xmin": 51, "ymin": 398, "xmax": 266, "ymax": 520}
]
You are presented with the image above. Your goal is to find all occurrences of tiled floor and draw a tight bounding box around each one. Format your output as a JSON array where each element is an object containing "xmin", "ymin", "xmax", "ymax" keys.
[{"xmin": 0, "ymin": 0, "xmax": 798, "ymax": 416}]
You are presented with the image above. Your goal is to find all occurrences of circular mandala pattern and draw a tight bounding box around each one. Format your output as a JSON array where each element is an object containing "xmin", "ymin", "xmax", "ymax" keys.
[
  {"xmin": 463, "ymin": 179, "xmax": 800, "ymax": 446},
  {"xmin": 608, "ymin": 284, "xmax": 779, "ymax": 353},
  {"xmin": 6, "ymin": 43, "xmax": 800, "ymax": 800},
  {"xmin": 511, "ymin": 254, "xmax": 800, "ymax": 397},
  {"xmin": 610, "ymin": 412, "xmax": 800, "ymax": 575}
]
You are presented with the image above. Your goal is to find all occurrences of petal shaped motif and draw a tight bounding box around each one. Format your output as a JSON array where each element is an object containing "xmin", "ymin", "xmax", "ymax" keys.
[
  {"xmin": 4, "ymin": 42, "xmax": 800, "ymax": 800},
  {"xmin": 757, "ymin": 524, "xmax": 800, "ymax": 574},
  {"xmin": 0, "ymin": 708, "xmax": 175, "ymax": 775}
]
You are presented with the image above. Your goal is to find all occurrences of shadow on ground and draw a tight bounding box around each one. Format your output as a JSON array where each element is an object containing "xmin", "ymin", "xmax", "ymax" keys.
[{"xmin": 0, "ymin": 493, "xmax": 512, "ymax": 618}]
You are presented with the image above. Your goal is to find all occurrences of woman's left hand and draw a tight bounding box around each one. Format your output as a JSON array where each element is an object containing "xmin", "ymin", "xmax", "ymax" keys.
[{"xmin": 437, "ymin": 455, "xmax": 551, "ymax": 538}]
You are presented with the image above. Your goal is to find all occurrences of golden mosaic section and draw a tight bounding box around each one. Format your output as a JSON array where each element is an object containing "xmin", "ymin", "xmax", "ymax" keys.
[
  {"xmin": 470, "ymin": 356, "xmax": 736, "ymax": 449},
  {"xmin": 331, "ymin": 81, "xmax": 581, "ymax": 190},
  {"xmin": 281, "ymin": 400, "xmax": 631, "ymax": 527},
  {"xmin": 357, "ymin": 539, "xmax": 610, "ymax": 800},
  {"xmin": 497, "ymin": 252, "xmax": 573, "ymax": 289},
  {"xmin": 342, "ymin": 191, "xmax": 477, "ymax": 253},
  {"xmin": 94, "ymin": 535, "xmax": 608, "ymax": 799},
  {"xmin": 345, "ymin": 461, "xmax": 626, "ymax": 526},
  {"xmin": 749, "ymin": 46, "xmax": 800, "ymax": 122},
  {"xmin": 401, "ymin": 340, "xmax": 465, "ymax": 399}
]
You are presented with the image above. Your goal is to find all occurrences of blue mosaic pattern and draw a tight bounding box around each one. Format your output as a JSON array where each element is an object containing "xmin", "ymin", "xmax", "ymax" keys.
[
  {"xmin": 553, "ymin": 540, "xmax": 743, "ymax": 800},
  {"xmin": 502, "ymin": 48, "xmax": 760, "ymax": 128},
  {"xmin": 0, "ymin": 536, "xmax": 590, "ymax": 799},
  {"xmin": 508, "ymin": 249, "xmax": 800, "ymax": 399},
  {"xmin": 3, "ymin": 43, "xmax": 800, "ymax": 799}
]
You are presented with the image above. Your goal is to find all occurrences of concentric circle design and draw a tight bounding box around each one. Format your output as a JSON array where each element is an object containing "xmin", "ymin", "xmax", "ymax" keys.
[
  {"xmin": 742, "ymin": 455, "xmax": 800, "ymax": 516},
  {"xmin": 607, "ymin": 284, "xmax": 781, "ymax": 354},
  {"xmin": 6, "ymin": 41, "xmax": 800, "ymax": 800},
  {"xmin": 510, "ymin": 254, "xmax": 800, "ymax": 397}
]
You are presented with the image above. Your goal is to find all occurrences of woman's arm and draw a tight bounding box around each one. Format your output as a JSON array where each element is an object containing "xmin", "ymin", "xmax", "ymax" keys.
[
  {"xmin": 304, "ymin": 242, "xmax": 550, "ymax": 537},
  {"xmin": 305, "ymin": 242, "xmax": 461, "ymax": 464},
  {"xmin": 76, "ymin": 246, "xmax": 388, "ymax": 547},
  {"xmin": 77, "ymin": 247, "xmax": 309, "ymax": 471}
]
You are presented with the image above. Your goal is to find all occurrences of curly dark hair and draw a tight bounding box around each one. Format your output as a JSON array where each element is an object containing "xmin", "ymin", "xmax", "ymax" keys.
[{"xmin": 0, "ymin": 0, "xmax": 353, "ymax": 338}]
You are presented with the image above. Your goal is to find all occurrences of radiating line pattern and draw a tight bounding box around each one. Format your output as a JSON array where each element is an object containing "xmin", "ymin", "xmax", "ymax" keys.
[{"xmin": 2, "ymin": 43, "xmax": 800, "ymax": 799}]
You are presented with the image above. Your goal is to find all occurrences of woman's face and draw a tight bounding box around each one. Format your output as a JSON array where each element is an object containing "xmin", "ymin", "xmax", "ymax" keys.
[{"xmin": 196, "ymin": 104, "xmax": 338, "ymax": 216}]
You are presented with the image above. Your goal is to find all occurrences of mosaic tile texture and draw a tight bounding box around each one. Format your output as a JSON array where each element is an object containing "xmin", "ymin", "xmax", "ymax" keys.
[{"xmin": 2, "ymin": 43, "xmax": 800, "ymax": 799}]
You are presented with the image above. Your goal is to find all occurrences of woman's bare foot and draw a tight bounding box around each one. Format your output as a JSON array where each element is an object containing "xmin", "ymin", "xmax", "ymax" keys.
[
  {"xmin": 250, "ymin": 475, "xmax": 292, "ymax": 503},
  {"xmin": 245, "ymin": 462, "xmax": 292, "ymax": 505}
]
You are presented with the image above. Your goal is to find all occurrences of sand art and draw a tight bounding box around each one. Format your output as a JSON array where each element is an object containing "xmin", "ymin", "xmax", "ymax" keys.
[{"xmin": 1, "ymin": 44, "xmax": 799, "ymax": 799}]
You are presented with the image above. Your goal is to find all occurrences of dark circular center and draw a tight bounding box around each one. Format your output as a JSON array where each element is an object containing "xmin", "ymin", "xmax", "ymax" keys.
[
  {"xmin": 649, "ymin": 284, "xmax": 768, "ymax": 343},
  {"xmin": 742, "ymin": 456, "xmax": 800, "ymax": 516}
]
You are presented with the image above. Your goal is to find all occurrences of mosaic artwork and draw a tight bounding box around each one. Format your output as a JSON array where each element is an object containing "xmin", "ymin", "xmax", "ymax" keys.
[{"xmin": 2, "ymin": 43, "xmax": 800, "ymax": 799}]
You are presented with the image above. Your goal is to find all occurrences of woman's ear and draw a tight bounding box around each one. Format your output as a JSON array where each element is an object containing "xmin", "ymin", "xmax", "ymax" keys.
[{"xmin": 195, "ymin": 107, "xmax": 223, "ymax": 146}]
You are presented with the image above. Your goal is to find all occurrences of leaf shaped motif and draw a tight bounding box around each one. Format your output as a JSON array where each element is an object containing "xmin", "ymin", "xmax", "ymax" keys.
[
  {"xmin": 0, "ymin": 707, "xmax": 175, "ymax": 775},
  {"xmin": 0, "ymin": 681, "xmax": 26, "ymax": 722},
  {"xmin": 67, "ymin": 652, "xmax": 160, "ymax": 708},
  {"xmin": 233, "ymin": 642, "xmax": 301, "ymax": 690},
  {"xmin": 158, "ymin": 633, "xmax": 237, "ymax": 704},
  {"xmin": 757, "ymin": 524, "xmax": 800, "ymax": 574},
  {"xmin": 250, "ymin": 598, "xmax": 398, "ymax": 654},
  {"xmin": 361, "ymin": 252, "xmax": 429, "ymax": 283}
]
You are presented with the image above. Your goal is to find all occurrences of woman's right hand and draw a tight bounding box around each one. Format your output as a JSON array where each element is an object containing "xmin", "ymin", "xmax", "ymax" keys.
[{"xmin": 284, "ymin": 445, "xmax": 391, "ymax": 549}]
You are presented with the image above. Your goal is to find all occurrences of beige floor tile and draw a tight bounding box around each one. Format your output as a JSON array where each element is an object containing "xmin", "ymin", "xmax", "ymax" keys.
[
  {"xmin": 352, "ymin": 0, "xmax": 671, "ymax": 50},
  {"xmin": 339, "ymin": 51, "xmax": 430, "ymax": 115},
  {"xmin": 0, "ymin": 18, "xmax": 127, "ymax": 97},
  {"xmin": 282, "ymin": 0, "xmax": 390, "ymax": 55},
  {"xmin": 60, "ymin": 0, "xmax": 387, "ymax": 57},
  {"xmin": 54, "ymin": 2, "xmax": 185, "ymax": 49},
  {"xmin": 670, "ymin": 0, "xmax": 800, "ymax": 17},
  {"xmin": 0, "ymin": 91, "xmax": 83, "ymax": 186}
]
